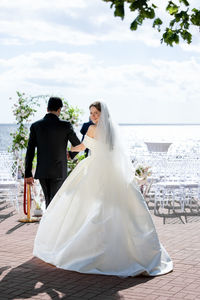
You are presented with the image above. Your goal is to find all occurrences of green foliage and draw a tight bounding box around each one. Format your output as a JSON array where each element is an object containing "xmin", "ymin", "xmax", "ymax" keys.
[
  {"xmin": 191, "ymin": 9, "xmax": 200, "ymax": 26},
  {"xmin": 113, "ymin": 0, "xmax": 125, "ymax": 18},
  {"xmin": 10, "ymin": 91, "xmax": 44, "ymax": 153},
  {"xmin": 166, "ymin": 2, "xmax": 179, "ymax": 15},
  {"xmin": 60, "ymin": 99, "xmax": 83, "ymax": 126},
  {"xmin": 179, "ymin": 0, "xmax": 189, "ymax": 6},
  {"xmin": 103, "ymin": 0, "xmax": 200, "ymax": 46},
  {"xmin": 9, "ymin": 91, "xmax": 48, "ymax": 176},
  {"xmin": 68, "ymin": 154, "xmax": 86, "ymax": 175},
  {"xmin": 161, "ymin": 28, "xmax": 180, "ymax": 46},
  {"xmin": 153, "ymin": 18, "xmax": 163, "ymax": 32}
]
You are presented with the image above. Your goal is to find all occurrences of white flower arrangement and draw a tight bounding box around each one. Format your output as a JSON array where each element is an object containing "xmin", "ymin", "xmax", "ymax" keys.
[
  {"xmin": 135, "ymin": 165, "xmax": 152, "ymax": 186},
  {"xmin": 59, "ymin": 99, "xmax": 83, "ymax": 126}
]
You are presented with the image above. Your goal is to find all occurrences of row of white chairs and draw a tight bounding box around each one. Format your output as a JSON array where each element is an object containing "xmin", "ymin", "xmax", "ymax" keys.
[
  {"xmin": 133, "ymin": 152, "xmax": 200, "ymax": 215},
  {"xmin": 133, "ymin": 154, "xmax": 200, "ymax": 182}
]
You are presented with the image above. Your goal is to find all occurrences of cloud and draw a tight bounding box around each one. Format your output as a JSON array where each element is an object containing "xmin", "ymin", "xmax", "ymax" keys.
[
  {"xmin": 180, "ymin": 43, "xmax": 200, "ymax": 53},
  {"xmin": 0, "ymin": 0, "xmax": 200, "ymax": 123},
  {"xmin": 0, "ymin": 0, "xmax": 199, "ymax": 49},
  {"xmin": 0, "ymin": 0, "xmax": 161, "ymax": 48},
  {"xmin": 0, "ymin": 20, "xmax": 98, "ymax": 46},
  {"xmin": 0, "ymin": 0, "xmax": 86, "ymax": 12},
  {"xmin": 0, "ymin": 51, "xmax": 94, "ymax": 87},
  {"xmin": 0, "ymin": 18, "xmax": 161, "ymax": 48},
  {"xmin": 1, "ymin": 51, "xmax": 199, "ymax": 109}
]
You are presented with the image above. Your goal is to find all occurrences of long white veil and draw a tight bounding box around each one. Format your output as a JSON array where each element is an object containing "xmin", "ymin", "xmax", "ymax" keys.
[{"xmin": 94, "ymin": 102, "xmax": 136, "ymax": 186}]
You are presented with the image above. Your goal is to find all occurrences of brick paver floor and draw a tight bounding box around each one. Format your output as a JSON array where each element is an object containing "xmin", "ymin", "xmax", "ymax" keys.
[{"xmin": 1, "ymin": 198, "xmax": 200, "ymax": 300}]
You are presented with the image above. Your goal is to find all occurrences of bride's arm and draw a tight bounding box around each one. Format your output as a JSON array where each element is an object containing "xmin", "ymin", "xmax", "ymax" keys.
[
  {"xmin": 71, "ymin": 143, "xmax": 86, "ymax": 152},
  {"xmin": 71, "ymin": 125, "xmax": 95, "ymax": 152}
]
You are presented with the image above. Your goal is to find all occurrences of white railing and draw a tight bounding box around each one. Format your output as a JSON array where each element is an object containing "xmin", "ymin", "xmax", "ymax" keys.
[{"xmin": 0, "ymin": 152, "xmax": 19, "ymax": 210}]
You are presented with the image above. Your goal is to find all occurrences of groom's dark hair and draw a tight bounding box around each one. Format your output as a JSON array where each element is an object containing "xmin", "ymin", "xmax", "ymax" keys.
[{"xmin": 47, "ymin": 97, "xmax": 63, "ymax": 112}]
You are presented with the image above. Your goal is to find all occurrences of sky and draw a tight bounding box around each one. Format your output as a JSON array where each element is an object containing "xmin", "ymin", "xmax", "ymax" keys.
[{"xmin": 0, "ymin": 0, "xmax": 200, "ymax": 124}]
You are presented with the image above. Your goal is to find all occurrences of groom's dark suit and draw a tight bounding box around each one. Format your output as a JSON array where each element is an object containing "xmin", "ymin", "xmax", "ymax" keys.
[{"xmin": 25, "ymin": 113, "xmax": 80, "ymax": 207}]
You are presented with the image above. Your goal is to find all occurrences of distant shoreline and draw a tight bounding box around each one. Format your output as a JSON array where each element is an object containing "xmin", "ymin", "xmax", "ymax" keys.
[
  {"xmin": 1, "ymin": 123, "xmax": 200, "ymax": 126},
  {"xmin": 118, "ymin": 123, "xmax": 200, "ymax": 126}
]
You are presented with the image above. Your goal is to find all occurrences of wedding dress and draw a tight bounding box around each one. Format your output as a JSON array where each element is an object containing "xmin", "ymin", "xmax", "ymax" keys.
[{"xmin": 33, "ymin": 103, "xmax": 173, "ymax": 277}]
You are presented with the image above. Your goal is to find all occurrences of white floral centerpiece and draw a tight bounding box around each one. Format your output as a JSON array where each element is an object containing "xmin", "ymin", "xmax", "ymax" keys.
[{"xmin": 135, "ymin": 165, "xmax": 152, "ymax": 194}]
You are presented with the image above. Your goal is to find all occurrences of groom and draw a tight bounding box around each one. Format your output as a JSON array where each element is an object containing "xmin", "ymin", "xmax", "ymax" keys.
[{"xmin": 25, "ymin": 97, "xmax": 80, "ymax": 208}]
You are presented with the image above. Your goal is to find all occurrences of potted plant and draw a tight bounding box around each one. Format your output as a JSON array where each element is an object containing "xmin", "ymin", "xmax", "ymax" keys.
[
  {"xmin": 32, "ymin": 180, "xmax": 43, "ymax": 217},
  {"xmin": 34, "ymin": 200, "xmax": 43, "ymax": 217}
]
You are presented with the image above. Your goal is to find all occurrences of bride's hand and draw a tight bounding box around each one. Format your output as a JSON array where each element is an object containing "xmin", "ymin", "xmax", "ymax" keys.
[{"xmin": 67, "ymin": 152, "xmax": 71, "ymax": 160}]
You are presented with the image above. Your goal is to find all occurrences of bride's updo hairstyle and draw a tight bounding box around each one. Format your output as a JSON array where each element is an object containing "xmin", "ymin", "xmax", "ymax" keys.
[{"xmin": 89, "ymin": 101, "xmax": 101, "ymax": 112}]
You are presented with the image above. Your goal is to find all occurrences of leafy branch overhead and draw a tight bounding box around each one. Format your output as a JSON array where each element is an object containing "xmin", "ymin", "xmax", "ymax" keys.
[{"xmin": 102, "ymin": 0, "xmax": 200, "ymax": 46}]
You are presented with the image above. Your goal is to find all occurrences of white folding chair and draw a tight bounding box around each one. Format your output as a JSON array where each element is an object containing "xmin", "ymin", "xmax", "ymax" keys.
[{"xmin": 0, "ymin": 158, "xmax": 19, "ymax": 210}]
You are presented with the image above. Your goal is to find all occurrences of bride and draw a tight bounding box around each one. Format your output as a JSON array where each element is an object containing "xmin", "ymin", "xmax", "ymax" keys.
[{"xmin": 33, "ymin": 101, "xmax": 173, "ymax": 277}]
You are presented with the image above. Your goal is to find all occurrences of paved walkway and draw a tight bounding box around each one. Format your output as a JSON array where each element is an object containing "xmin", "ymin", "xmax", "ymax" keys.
[{"xmin": 1, "ymin": 199, "xmax": 200, "ymax": 300}]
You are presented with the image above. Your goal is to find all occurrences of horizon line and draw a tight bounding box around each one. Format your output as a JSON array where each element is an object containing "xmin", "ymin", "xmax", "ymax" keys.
[
  {"xmin": 1, "ymin": 122, "xmax": 200, "ymax": 126},
  {"xmin": 118, "ymin": 123, "xmax": 200, "ymax": 126}
]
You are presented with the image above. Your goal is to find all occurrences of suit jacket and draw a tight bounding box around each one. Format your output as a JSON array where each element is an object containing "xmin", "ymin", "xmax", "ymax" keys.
[
  {"xmin": 25, "ymin": 113, "xmax": 80, "ymax": 179},
  {"xmin": 80, "ymin": 120, "xmax": 93, "ymax": 157},
  {"xmin": 80, "ymin": 120, "xmax": 93, "ymax": 140}
]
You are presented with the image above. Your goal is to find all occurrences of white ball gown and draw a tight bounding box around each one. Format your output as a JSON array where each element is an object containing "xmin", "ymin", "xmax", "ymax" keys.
[{"xmin": 33, "ymin": 135, "xmax": 173, "ymax": 277}]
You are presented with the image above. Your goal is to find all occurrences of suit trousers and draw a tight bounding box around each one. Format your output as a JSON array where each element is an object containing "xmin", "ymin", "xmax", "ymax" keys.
[{"xmin": 39, "ymin": 178, "xmax": 65, "ymax": 208}]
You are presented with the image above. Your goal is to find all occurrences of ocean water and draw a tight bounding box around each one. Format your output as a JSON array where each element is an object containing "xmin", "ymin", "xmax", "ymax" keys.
[
  {"xmin": 119, "ymin": 124, "xmax": 200, "ymax": 144},
  {"xmin": 1, "ymin": 123, "xmax": 200, "ymax": 152},
  {"xmin": 0, "ymin": 124, "xmax": 18, "ymax": 151}
]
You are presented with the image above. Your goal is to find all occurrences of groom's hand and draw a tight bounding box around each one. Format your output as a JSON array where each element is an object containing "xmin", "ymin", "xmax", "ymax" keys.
[
  {"xmin": 25, "ymin": 177, "xmax": 34, "ymax": 185},
  {"xmin": 67, "ymin": 152, "xmax": 71, "ymax": 160}
]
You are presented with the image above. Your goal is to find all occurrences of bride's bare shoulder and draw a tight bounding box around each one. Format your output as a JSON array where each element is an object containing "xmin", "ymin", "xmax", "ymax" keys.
[{"xmin": 86, "ymin": 125, "xmax": 96, "ymax": 138}]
